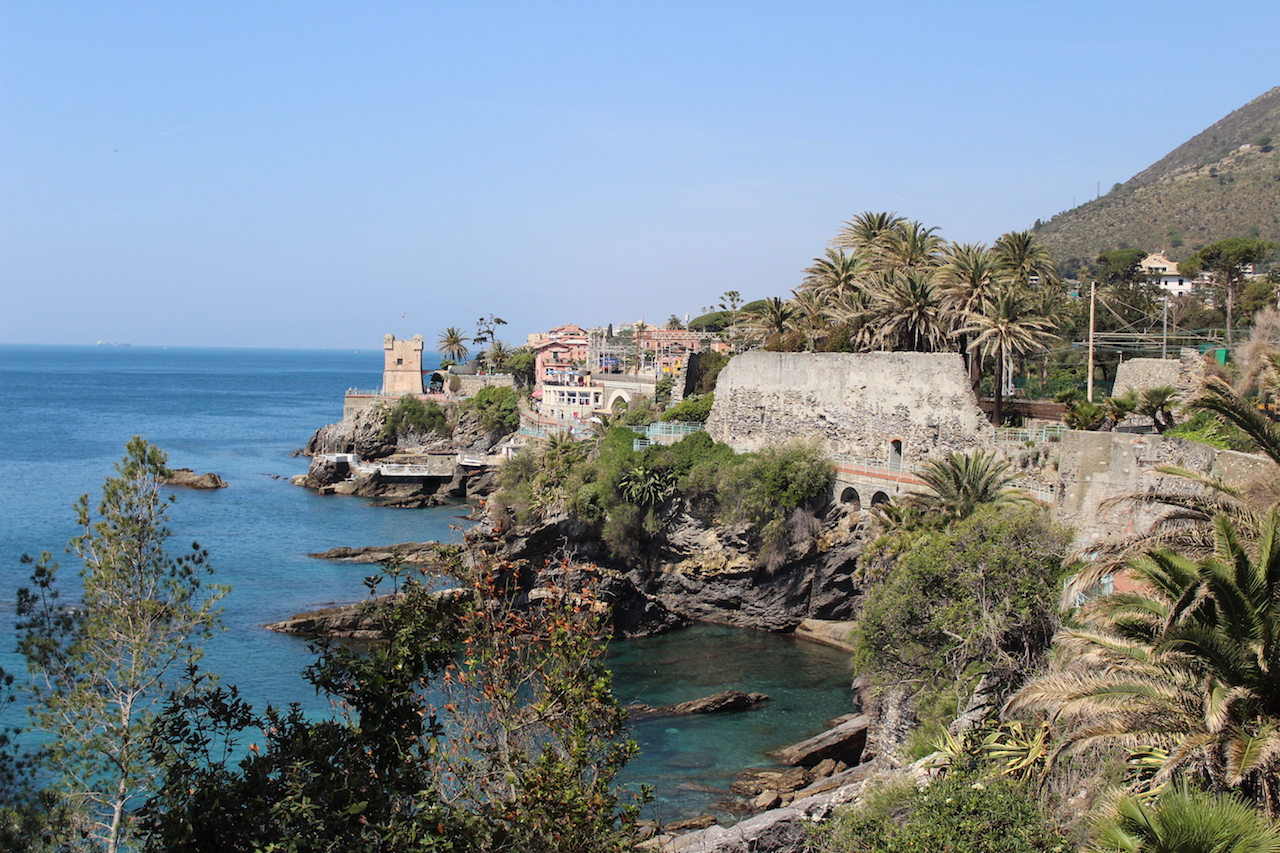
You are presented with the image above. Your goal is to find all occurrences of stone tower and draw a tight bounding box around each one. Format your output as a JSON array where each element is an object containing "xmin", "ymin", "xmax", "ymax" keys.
[{"xmin": 382, "ymin": 334, "xmax": 425, "ymax": 395}]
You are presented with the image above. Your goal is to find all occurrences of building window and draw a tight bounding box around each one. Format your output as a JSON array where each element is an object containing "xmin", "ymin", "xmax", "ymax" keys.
[{"xmin": 396, "ymin": 358, "xmax": 403, "ymax": 365}]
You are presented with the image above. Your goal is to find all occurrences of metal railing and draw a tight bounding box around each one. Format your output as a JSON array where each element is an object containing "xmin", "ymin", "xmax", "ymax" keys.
[
  {"xmin": 1016, "ymin": 481, "xmax": 1058, "ymax": 504},
  {"xmin": 994, "ymin": 424, "xmax": 1066, "ymax": 445},
  {"xmin": 829, "ymin": 454, "xmax": 922, "ymax": 483}
]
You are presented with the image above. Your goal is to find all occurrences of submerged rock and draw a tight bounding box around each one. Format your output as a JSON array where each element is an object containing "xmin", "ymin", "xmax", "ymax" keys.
[{"xmin": 668, "ymin": 690, "xmax": 770, "ymax": 715}]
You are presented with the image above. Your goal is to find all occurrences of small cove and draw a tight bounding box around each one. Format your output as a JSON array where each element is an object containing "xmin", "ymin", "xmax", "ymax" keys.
[{"xmin": 0, "ymin": 344, "xmax": 857, "ymax": 820}]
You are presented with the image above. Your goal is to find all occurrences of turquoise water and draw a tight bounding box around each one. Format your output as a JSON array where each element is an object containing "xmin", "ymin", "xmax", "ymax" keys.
[{"xmin": 0, "ymin": 344, "xmax": 855, "ymax": 819}]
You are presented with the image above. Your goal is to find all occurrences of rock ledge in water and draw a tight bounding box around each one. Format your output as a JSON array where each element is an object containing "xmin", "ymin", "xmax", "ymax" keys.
[
  {"xmin": 162, "ymin": 468, "xmax": 227, "ymax": 489},
  {"xmin": 669, "ymin": 690, "xmax": 770, "ymax": 715}
]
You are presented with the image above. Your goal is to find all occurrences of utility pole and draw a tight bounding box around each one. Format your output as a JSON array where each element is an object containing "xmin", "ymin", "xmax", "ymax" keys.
[
  {"xmin": 1162, "ymin": 294, "xmax": 1168, "ymax": 359},
  {"xmin": 1087, "ymin": 280, "xmax": 1097, "ymax": 402}
]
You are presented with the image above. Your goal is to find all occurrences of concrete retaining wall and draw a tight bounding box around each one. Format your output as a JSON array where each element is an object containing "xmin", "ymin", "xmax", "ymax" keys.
[{"xmin": 1050, "ymin": 429, "xmax": 1277, "ymax": 549}]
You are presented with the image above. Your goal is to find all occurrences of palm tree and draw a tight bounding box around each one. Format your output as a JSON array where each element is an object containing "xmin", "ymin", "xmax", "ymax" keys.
[
  {"xmin": 741, "ymin": 297, "xmax": 794, "ymax": 349},
  {"xmin": 800, "ymin": 248, "xmax": 867, "ymax": 303},
  {"xmin": 861, "ymin": 269, "xmax": 950, "ymax": 352},
  {"xmin": 1068, "ymin": 374, "xmax": 1280, "ymax": 593},
  {"xmin": 955, "ymin": 284, "xmax": 1058, "ymax": 425},
  {"xmin": 940, "ymin": 242, "xmax": 1001, "ymax": 389},
  {"xmin": 1009, "ymin": 510, "xmax": 1280, "ymax": 816},
  {"xmin": 1137, "ymin": 386, "xmax": 1180, "ymax": 434},
  {"xmin": 994, "ymin": 230, "xmax": 1060, "ymax": 290},
  {"xmin": 903, "ymin": 449, "xmax": 1034, "ymax": 521},
  {"xmin": 1087, "ymin": 786, "xmax": 1280, "ymax": 853},
  {"xmin": 790, "ymin": 289, "xmax": 831, "ymax": 351},
  {"xmin": 437, "ymin": 327, "xmax": 470, "ymax": 364},
  {"xmin": 487, "ymin": 339, "xmax": 511, "ymax": 373},
  {"xmin": 831, "ymin": 211, "xmax": 906, "ymax": 270},
  {"xmin": 883, "ymin": 220, "xmax": 943, "ymax": 271}
]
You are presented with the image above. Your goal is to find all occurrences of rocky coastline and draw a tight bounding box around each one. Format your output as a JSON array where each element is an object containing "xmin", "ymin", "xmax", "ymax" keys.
[{"xmin": 286, "ymin": 406, "xmax": 893, "ymax": 849}]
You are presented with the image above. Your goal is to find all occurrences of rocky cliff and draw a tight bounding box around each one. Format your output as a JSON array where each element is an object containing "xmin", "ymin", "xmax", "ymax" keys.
[
  {"xmin": 294, "ymin": 402, "xmax": 511, "ymax": 503},
  {"xmin": 468, "ymin": 495, "xmax": 866, "ymax": 638}
]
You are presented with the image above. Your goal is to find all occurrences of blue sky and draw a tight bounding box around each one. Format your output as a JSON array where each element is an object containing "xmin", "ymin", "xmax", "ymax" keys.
[{"xmin": 2, "ymin": 1, "xmax": 1276, "ymax": 349}]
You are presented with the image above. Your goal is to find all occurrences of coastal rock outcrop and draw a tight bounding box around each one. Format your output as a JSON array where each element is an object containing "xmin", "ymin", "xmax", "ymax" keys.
[
  {"xmin": 470, "ymin": 500, "xmax": 865, "ymax": 637},
  {"xmin": 668, "ymin": 690, "xmax": 769, "ymax": 715},
  {"xmin": 162, "ymin": 468, "xmax": 228, "ymax": 489},
  {"xmin": 304, "ymin": 404, "xmax": 397, "ymax": 460}
]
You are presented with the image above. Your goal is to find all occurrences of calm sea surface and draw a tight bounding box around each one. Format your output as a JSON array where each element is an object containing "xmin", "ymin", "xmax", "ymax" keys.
[{"xmin": 0, "ymin": 344, "xmax": 855, "ymax": 819}]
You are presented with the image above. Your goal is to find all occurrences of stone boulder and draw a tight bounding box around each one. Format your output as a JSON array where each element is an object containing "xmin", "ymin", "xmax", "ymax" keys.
[
  {"xmin": 771, "ymin": 714, "xmax": 869, "ymax": 767},
  {"xmin": 304, "ymin": 405, "xmax": 396, "ymax": 460},
  {"xmin": 162, "ymin": 468, "xmax": 227, "ymax": 489},
  {"xmin": 668, "ymin": 690, "xmax": 769, "ymax": 715}
]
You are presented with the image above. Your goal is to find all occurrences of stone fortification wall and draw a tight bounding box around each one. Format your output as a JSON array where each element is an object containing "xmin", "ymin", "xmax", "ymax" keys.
[
  {"xmin": 451, "ymin": 373, "xmax": 514, "ymax": 397},
  {"xmin": 1051, "ymin": 430, "xmax": 1277, "ymax": 550},
  {"xmin": 1112, "ymin": 347, "xmax": 1206, "ymax": 398},
  {"xmin": 705, "ymin": 352, "xmax": 995, "ymax": 464}
]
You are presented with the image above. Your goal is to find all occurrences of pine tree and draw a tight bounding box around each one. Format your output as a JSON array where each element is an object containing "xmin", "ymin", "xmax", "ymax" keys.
[{"xmin": 17, "ymin": 437, "xmax": 227, "ymax": 853}]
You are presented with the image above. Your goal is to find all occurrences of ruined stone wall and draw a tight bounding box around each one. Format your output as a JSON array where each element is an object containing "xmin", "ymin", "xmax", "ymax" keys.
[
  {"xmin": 451, "ymin": 373, "xmax": 514, "ymax": 397},
  {"xmin": 705, "ymin": 351, "xmax": 995, "ymax": 466},
  {"xmin": 1112, "ymin": 347, "xmax": 1206, "ymax": 398},
  {"xmin": 1050, "ymin": 430, "xmax": 1276, "ymax": 549}
]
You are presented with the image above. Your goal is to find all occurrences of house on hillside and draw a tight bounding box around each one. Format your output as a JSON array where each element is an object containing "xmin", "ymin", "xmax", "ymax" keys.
[{"xmin": 1141, "ymin": 251, "xmax": 1197, "ymax": 297}]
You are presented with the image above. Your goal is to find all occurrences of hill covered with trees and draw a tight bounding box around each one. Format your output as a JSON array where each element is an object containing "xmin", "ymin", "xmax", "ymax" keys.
[{"xmin": 1034, "ymin": 86, "xmax": 1280, "ymax": 275}]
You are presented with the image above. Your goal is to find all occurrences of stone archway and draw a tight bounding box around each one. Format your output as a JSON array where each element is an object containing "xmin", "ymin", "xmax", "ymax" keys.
[
  {"xmin": 870, "ymin": 491, "xmax": 891, "ymax": 507},
  {"xmin": 838, "ymin": 486, "xmax": 861, "ymax": 511}
]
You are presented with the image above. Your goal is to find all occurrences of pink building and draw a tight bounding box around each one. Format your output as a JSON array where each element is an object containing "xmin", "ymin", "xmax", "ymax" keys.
[
  {"xmin": 533, "ymin": 323, "xmax": 590, "ymax": 385},
  {"xmin": 637, "ymin": 328, "xmax": 731, "ymax": 374}
]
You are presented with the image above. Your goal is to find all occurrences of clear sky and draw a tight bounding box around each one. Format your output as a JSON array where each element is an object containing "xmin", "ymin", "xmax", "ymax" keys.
[{"xmin": 1, "ymin": 1, "xmax": 1276, "ymax": 349}]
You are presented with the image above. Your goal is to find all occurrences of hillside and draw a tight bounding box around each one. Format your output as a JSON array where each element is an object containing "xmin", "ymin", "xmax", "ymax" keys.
[{"xmin": 1033, "ymin": 86, "xmax": 1280, "ymax": 271}]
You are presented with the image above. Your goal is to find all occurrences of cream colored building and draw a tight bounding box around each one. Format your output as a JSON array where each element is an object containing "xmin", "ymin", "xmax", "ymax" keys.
[{"xmin": 382, "ymin": 334, "xmax": 425, "ymax": 395}]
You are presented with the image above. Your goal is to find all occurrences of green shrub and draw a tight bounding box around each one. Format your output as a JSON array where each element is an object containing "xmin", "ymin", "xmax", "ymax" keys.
[
  {"xmin": 380, "ymin": 395, "xmax": 451, "ymax": 439},
  {"xmin": 851, "ymin": 505, "xmax": 1071, "ymax": 747},
  {"xmin": 469, "ymin": 385, "xmax": 520, "ymax": 432},
  {"xmin": 660, "ymin": 393, "xmax": 713, "ymax": 423},
  {"xmin": 1166, "ymin": 408, "xmax": 1253, "ymax": 451},
  {"xmin": 813, "ymin": 771, "xmax": 1069, "ymax": 853},
  {"xmin": 689, "ymin": 351, "xmax": 730, "ymax": 395},
  {"xmin": 620, "ymin": 396, "xmax": 659, "ymax": 426}
]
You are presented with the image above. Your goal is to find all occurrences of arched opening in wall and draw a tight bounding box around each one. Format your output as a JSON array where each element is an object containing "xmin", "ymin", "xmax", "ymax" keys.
[
  {"xmin": 609, "ymin": 393, "xmax": 630, "ymax": 412},
  {"xmin": 870, "ymin": 491, "xmax": 890, "ymax": 507},
  {"xmin": 839, "ymin": 486, "xmax": 861, "ymax": 511},
  {"xmin": 888, "ymin": 439, "xmax": 903, "ymax": 473},
  {"xmin": 427, "ymin": 372, "xmax": 445, "ymax": 393}
]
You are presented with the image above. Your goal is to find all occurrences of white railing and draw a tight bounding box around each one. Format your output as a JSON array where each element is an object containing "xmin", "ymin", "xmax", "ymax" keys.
[
  {"xmin": 829, "ymin": 454, "xmax": 917, "ymax": 482},
  {"xmin": 1016, "ymin": 481, "xmax": 1058, "ymax": 504},
  {"xmin": 995, "ymin": 424, "xmax": 1066, "ymax": 445}
]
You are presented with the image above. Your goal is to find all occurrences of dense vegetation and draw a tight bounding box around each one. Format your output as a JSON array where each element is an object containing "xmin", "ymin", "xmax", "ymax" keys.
[
  {"xmin": 380, "ymin": 394, "xmax": 451, "ymax": 439},
  {"xmin": 853, "ymin": 503, "xmax": 1072, "ymax": 755},
  {"xmin": 465, "ymin": 385, "xmax": 521, "ymax": 432},
  {"xmin": 3, "ymin": 441, "xmax": 642, "ymax": 853},
  {"xmin": 495, "ymin": 427, "xmax": 833, "ymax": 568}
]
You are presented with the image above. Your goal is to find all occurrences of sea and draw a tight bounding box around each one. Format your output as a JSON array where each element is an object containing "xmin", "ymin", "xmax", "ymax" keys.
[{"xmin": 0, "ymin": 344, "xmax": 856, "ymax": 820}]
